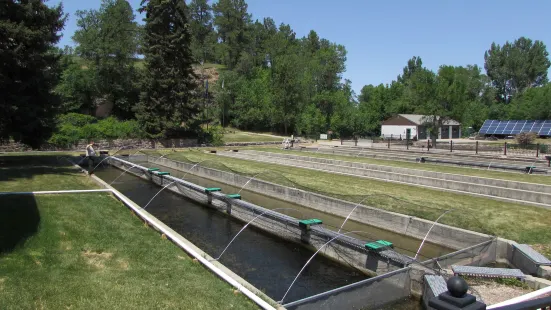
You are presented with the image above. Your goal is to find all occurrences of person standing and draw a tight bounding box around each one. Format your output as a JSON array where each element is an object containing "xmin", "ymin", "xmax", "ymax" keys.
[{"xmin": 86, "ymin": 141, "xmax": 97, "ymax": 174}]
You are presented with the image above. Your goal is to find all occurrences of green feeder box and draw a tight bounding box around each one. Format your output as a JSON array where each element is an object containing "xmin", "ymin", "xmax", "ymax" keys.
[
  {"xmin": 298, "ymin": 219, "xmax": 323, "ymax": 230},
  {"xmin": 156, "ymin": 172, "xmax": 170, "ymax": 176},
  {"xmin": 365, "ymin": 242, "xmax": 386, "ymax": 252},
  {"xmin": 376, "ymin": 240, "xmax": 393, "ymax": 248},
  {"xmin": 148, "ymin": 168, "xmax": 160, "ymax": 172},
  {"xmin": 226, "ymin": 194, "xmax": 241, "ymax": 199},
  {"xmin": 205, "ymin": 187, "xmax": 222, "ymax": 193}
]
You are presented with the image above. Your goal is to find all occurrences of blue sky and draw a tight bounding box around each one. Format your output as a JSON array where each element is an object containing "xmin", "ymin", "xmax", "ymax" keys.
[{"xmin": 53, "ymin": 0, "xmax": 551, "ymax": 95}]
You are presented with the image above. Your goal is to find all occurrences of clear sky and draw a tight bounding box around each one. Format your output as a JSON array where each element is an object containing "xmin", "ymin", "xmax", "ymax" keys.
[{"xmin": 53, "ymin": 0, "xmax": 551, "ymax": 95}]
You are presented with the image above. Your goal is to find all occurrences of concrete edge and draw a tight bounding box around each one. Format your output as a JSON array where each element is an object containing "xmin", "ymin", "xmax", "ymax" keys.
[
  {"xmin": 150, "ymin": 155, "xmax": 492, "ymax": 250},
  {"xmin": 248, "ymin": 149, "xmax": 551, "ymax": 189},
  {"xmin": 222, "ymin": 151, "xmax": 551, "ymax": 209},
  {"xmin": 298, "ymin": 147, "xmax": 550, "ymax": 175},
  {"xmin": 64, "ymin": 158, "xmax": 281, "ymax": 310}
]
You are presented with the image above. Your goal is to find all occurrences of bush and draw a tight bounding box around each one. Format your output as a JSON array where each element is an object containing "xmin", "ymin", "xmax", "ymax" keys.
[
  {"xmin": 515, "ymin": 132, "xmax": 538, "ymax": 146},
  {"xmin": 48, "ymin": 114, "xmax": 146, "ymax": 147},
  {"xmin": 57, "ymin": 113, "xmax": 96, "ymax": 127},
  {"xmin": 198, "ymin": 125, "xmax": 225, "ymax": 146}
]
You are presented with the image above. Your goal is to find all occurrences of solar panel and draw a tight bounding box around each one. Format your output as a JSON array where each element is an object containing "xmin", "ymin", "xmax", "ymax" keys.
[{"xmin": 479, "ymin": 120, "xmax": 551, "ymax": 136}]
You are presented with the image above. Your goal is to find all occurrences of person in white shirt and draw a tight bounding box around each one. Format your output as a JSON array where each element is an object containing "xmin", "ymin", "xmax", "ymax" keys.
[
  {"xmin": 86, "ymin": 141, "xmax": 97, "ymax": 174},
  {"xmin": 86, "ymin": 141, "xmax": 96, "ymax": 157}
]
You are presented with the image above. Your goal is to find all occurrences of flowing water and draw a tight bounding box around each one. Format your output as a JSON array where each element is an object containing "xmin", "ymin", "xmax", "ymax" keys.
[
  {"xmin": 138, "ymin": 161, "xmax": 453, "ymax": 260},
  {"xmin": 94, "ymin": 166, "xmax": 368, "ymax": 303}
]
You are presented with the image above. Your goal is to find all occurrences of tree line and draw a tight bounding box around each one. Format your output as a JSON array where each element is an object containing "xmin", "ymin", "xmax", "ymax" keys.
[{"xmin": 1, "ymin": 0, "xmax": 550, "ymax": 148}]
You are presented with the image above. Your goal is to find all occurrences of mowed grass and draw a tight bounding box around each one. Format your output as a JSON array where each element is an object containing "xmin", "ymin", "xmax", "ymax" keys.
[
  {"xmin": 248, "ymin": 147, "xmax": 551, "ymax": 185},
  {"xmin": 161, "ymin": 150, "xmax": 551, "ymax": 249},
  {"xmin": 0, "ymin": 193, "xmax": 258, "ymax": 310},
  {"xmin": 0, "ymin": 155, "xmax": 98, "ymax": 192},
  {"xmin": 223, "ymin": 132, "xmax": 285, "ymax": 143}
]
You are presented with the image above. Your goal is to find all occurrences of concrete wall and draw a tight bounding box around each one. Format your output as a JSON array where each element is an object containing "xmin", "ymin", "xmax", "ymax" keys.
[
  {"xmin": 109, "ymin": 157, "xmax": 404, "ymax": 276},
  {"xmin": 149, "ymin": 156, "xmax": 492, "ymax": 251},
  {"xmin": 0, "ymin": 139, "xmax": 284, "ymax": 152},
  {"xmin": 223, "ymin": 151, "xmax": 551, "ymax": 208},
  {"xmin": 245, "ymin": 150, "xmax": 551, "ymax": 194}
]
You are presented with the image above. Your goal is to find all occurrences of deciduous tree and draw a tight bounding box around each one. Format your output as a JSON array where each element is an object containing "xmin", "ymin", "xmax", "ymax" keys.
[{"xmin": 484, "ymin": 37, "xmax": 550, "ymax": 103}]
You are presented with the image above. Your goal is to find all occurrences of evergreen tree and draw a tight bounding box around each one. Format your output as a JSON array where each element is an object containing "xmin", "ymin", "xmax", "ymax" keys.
[
  {"xmin": 136, "ymin": 0, "xmax": 198, "ymax": 138},
  {"xmin": 212, "ymin": 0, "xmax": 251, "ymax": 69},
  {"xmin": 188, "ymin": 0, "xmax": 216, "ymax": 62},
  {"xmin": 0, "ymin": 0, "xmax": 66, "ymax": 148}
]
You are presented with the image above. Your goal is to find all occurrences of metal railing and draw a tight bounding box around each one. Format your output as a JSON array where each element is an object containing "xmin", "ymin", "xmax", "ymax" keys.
[{"xmin": 491, "ymin": 296, "xmax": 551, "ymax": 310}]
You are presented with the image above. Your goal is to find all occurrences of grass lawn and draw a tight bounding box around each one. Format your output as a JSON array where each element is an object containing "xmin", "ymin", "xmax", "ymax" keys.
[
  {"xmin": 223, "ymin": 132, "xmax": 285, "ymax": 143},
  {"xmin": 247, "ymin": 147, "xmax": 551, "ymax": 185},
  {"xmin": 0, "ymin": 154, "xmax": 99, "ymax": 192},
  {"xmin": 0, "ymin": 193, "xmax": 258, "ymax": 310},
  {"xmin": 158, "ymin": 150, "xmax": 551, "ymax": 251}
]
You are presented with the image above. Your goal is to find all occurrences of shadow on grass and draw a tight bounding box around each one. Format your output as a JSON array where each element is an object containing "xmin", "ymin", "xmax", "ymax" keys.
[
  {"xmin": 0, "ymin": 154, "xmax": 76, "ymax": 167},
  {"xmin": 0, "ymin": 195, "xmax": 40, "ymax": 254},
  {"xmin": 0, "ymin": 155, "xmax": 84, "ymax": 183}
]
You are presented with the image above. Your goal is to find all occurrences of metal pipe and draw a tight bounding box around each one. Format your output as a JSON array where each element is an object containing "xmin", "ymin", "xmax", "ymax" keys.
[
  {"xmin": 0, "ymin": 189, "xmax": 112, "ymax": 195},
  {"xmin": 487, "ymin": 285, "xmax": 551, "ymax": 309}
]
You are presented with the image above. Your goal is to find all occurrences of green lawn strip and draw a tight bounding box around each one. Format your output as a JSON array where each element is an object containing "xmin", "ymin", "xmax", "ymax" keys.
[
  {"xmin": 0, "ymin": 151, "xmax": 81, "ymax": 157},
  {"xmin": 0, "ymin": 193, "xmax": 258, "ymax": 310},
  {"xmin": 164, "ymin": 151, "xmax": 551, "ymax": 246},
  {"xmin": 223, "ymin": 133, "xmax": 284, "ymax": 143},
  {"xmin": 247, "ymin": 147, "xmax": 551, "ymax": 185},
  {"xmin": 0, "ymin": 155, "xmax": 98, "ymax": 192}
]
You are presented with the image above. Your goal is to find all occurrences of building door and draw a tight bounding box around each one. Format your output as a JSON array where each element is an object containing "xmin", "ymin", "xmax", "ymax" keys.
[
  {"xmin": 452, "ymin": 126, "xmax": 460, "ymax": 138},
  {"xmin": 441, "ymin": 126, "xmax": 450, "ymax": 139},
  {"xmin": 417, "ymin": 126, "xmax": 426, "ymax": 140}
]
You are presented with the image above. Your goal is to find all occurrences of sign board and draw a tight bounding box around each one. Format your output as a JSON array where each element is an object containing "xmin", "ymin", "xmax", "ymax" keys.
[{"xmin": 320, "ymin": 134, "xmax": 328, "ymax": 140}]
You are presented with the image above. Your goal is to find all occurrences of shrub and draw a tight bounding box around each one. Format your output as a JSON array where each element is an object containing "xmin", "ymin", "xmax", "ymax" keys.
[
  {"xmin": 48, "ymin": 114, "xmax": 147, "ymax": 146},
  {"xmin": 198, "ymin": 125, "xmax": 225, "ymax": 146},
  {"xmin": 58, "ymin": 113, "xmax": 96, "ymax": 127},
  {"xmin": 515, "ymin": 132, "xmax": 537, "ymax": 146}
]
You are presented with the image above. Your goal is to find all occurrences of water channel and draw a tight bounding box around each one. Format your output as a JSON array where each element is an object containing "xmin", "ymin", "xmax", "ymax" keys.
[
  {"xmin": 138, "ymin": 159, "xmax": 452, "ymax": 260},
  {"xmin": 94, "ymin": 165, "xmax": 368, "ymax": 304},
  {"xmin": 93, "ymin": 158, "xmax": 448, "ymax": 308}
]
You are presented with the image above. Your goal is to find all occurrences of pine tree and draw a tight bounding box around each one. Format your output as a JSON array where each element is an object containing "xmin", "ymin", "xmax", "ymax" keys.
[
  {"xmin": 0, "ymin": 0, "xmax": 66, "ymax": 148},
  {"xmin": 136, "ymin": 0, "xmax": 198, "ymax": 137},
  {"xmin": 188, "ymin": 0, "xmax": 216, "ymax": 63}
]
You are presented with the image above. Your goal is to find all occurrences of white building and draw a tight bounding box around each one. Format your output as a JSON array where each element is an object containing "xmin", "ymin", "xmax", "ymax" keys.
[{"xmin": 380, "ymin": 114, "xmax": 461, "ymax": 140}]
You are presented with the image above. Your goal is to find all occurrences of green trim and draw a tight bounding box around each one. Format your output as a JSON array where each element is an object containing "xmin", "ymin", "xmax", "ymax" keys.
[
  {"xmin": 226, "ymin": 194, "xmax": 241, "ymax": 199},
  {"xmin": 205, "ymin": 187, "xmax": 222, "ymax": 193}
]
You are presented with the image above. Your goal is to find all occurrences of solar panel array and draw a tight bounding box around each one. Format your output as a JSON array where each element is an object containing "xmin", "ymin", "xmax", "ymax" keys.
[{"xmin": 479, "ymin": 120, "xmax": 551, "ymax": 136}]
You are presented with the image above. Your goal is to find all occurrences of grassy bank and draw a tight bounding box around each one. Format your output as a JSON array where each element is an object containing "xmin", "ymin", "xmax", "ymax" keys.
[
  {"xmin": 154, "ymin": 150, "xmax": 551, "ymax": 249},
  {"xmin": 0, "ymin": 193, "xmax": 257, "ymax": 309},
  {"xmin": 223, "ymin": 132, "xmax": 284, "ymax": 143},
  {"xmin": 248, "ymin": 147, "xmax": 551, "ymax": 185}
]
